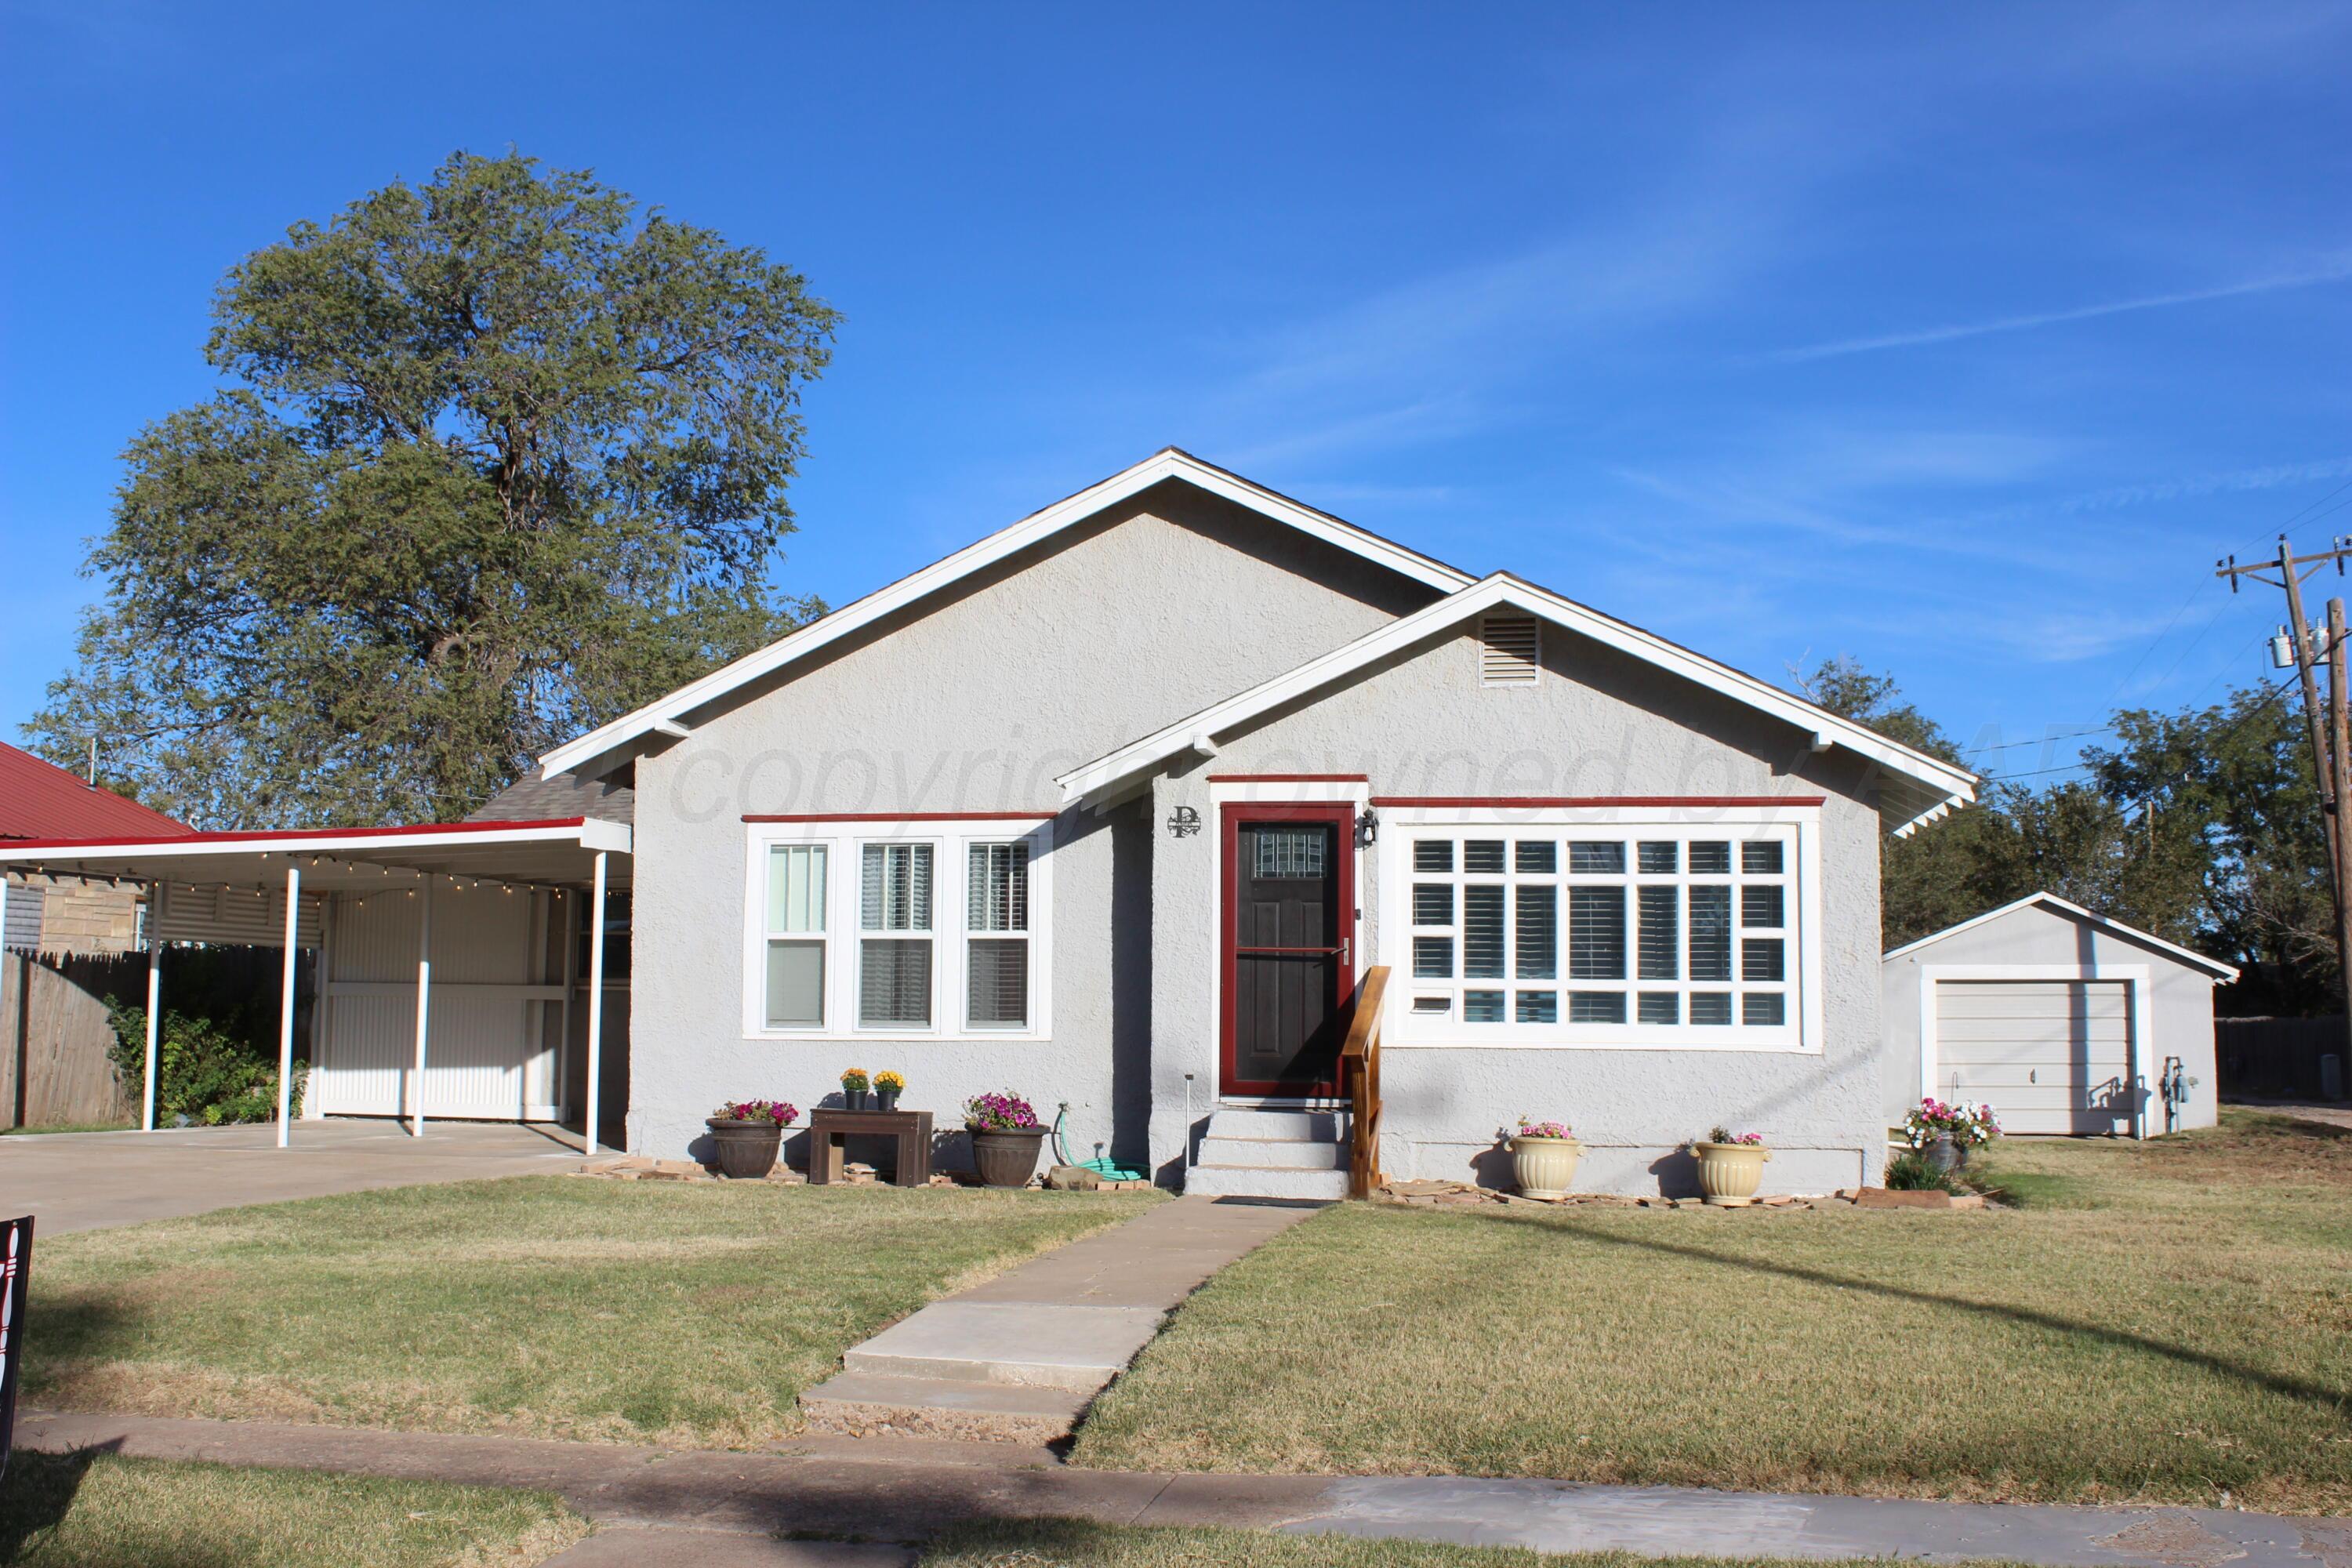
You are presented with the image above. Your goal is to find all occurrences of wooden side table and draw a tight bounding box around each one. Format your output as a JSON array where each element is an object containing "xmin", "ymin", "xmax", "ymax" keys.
[{"xmin": 806, "ymin": 1108, "xmax": 935, "ymax": 1188}]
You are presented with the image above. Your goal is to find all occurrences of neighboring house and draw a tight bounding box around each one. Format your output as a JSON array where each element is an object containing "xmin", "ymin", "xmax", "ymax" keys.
[
  {"xmin": 1, "ymin": 742, "xmax": 196, "ymax": 1127},
  {"xmin": 0, "ymin": 451, "xmax": 1977, "ymax": 1194},
  {"xmin": 1, "ymin": 741, "xmax": 194, "ymax": 956},
  {"xmin": 1882, "ymin": 892, "xmax": 2237, "ymax": 1138}
]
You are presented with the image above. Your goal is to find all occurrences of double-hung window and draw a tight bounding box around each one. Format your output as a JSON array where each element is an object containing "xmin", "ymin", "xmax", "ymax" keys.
[
  {"xmin": 746, "ymin": 819, "xmax": 1051, "ymax": 1039},
  {"xmin": 1388, "ymin": 812, "xmax": 1810, "ymax": 1049}
]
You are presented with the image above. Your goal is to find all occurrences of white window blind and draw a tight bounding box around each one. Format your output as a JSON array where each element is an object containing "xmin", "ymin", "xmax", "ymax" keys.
[
  {"xmin": 860, "ymin": 843, "xmax": 934, "ymax": 1028},
  {"xmin": 966, "ymin": 842, "xmax": 1031, "ymax": 1029},
  {"xmin": 764, "ymin": 846, "xmax": 826, "ymax": 1028}
]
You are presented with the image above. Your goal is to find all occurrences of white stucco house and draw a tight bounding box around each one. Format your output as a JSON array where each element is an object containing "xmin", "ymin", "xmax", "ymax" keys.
[
  {"xmin": 1882, "ymin": 892, "xmax": 2238, "ymax": 1138},
  {"xmin": 0, "ymin": 450, "xmax": 1980, "ymax": 1196}
]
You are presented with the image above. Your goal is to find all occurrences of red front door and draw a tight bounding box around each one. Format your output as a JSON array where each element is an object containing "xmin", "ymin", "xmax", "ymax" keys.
[{"xmin": 1220, "ymin": 803, "xmax": 1356, "ymax": 1098}]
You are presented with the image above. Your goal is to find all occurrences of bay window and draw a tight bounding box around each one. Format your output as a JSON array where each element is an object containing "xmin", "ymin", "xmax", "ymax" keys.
[
  {"xmin": 1385, "ymin": 811, "xmax": 1813, "ymax": 1049},
  {"xmin": 745, "ymin": 819, "xmax": 1051, "ymax": 1039}
]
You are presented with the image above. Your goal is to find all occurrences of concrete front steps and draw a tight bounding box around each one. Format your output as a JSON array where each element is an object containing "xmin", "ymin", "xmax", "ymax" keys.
[
  {"xmin": 1183, "ymin": 1107, "xmax": 1352, "ymax": 1200},
  {"xmin": 800, "ymin": 1196, "xmax": 1317, "ymax": 1445}
]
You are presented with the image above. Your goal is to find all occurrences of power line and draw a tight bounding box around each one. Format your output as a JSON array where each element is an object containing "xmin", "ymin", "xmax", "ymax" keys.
[
  {"xmin": 2274, "ymin": 475, "xmax": 2352, "ymax": 535},
  {"xmin": 1964, "ymin": 726, "xmax": 2116, "ymax": 754}
]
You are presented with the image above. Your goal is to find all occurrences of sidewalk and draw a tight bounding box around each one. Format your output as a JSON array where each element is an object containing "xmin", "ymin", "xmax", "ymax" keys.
[
  {"xmin": 802, "ymin": 1193, "xmax": 1319, "ymax": 1441},
  {"xmin": 19, "ymin": 1410, "xmax": 2350, "ymax": 1567}
]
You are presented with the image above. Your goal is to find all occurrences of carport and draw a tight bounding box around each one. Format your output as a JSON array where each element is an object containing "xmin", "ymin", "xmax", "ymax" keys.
[{"xmin": 0, "ymin": 816, "xmax": 630, "ymax": 1153}]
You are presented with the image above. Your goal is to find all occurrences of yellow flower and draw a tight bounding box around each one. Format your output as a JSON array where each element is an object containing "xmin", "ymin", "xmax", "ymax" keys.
[{"xmin": 876, "ymin": 1070, "xmax": 906, "ymax": 1092}]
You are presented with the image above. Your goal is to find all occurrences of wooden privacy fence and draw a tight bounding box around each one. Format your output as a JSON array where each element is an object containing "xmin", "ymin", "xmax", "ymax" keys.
[
  {"xmin": 1, "ymin": 952, "xmax": 142, "ymax": 1128},
  {"xmin": 2214, "ymin": 1015, "xmax": 2350, "ymax": 1102}
]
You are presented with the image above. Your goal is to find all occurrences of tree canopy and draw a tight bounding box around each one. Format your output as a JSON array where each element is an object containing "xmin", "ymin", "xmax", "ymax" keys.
[
  {"xmin": 31, "ymin": 151, "xmax": 838, "ymax": 827},
  {"xmin": 1801, "ymin": 655, "xmax": 2325, "ymax": 1011}
]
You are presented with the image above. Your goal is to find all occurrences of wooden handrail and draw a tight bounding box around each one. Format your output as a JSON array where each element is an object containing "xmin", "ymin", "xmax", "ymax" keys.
[{"xmin": 1341, "ymin": 965, "xmax": 1388, "ymax": 1200}]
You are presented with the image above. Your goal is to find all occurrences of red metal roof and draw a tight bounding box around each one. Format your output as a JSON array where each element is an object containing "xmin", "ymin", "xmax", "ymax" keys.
[{"xmin": 0, "ymin": 742, "xmax": 194, "ymax": 841}]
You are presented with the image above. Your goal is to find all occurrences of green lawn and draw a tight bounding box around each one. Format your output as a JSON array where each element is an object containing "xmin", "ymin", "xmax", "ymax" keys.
[
  {"xmin": 918, "ymin": 1519, "xmax": 2028, "ymax": 1567},
  {"xmin": 1073, "ymin": 1112, "xmax": 2352, "ymax": 1515},
  {"xmin": 0, "ymin": 1450, "xmax": 585, "ymax": 1566},
  {"xmin": 0, "ymin": 1123, "xmax": 134, "ymax": 1137},
  {"xmin": 24, "ymin": 1175, "xmax": 1156, "ymax": 1448}
]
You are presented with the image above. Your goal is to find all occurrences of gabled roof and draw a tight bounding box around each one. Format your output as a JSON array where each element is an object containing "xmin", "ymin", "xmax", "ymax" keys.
[
  {"xmin": 0, "ymin": 742, "xmax": 192, "ymax": 841},
  {"xmin": 539, "ymin": 448, "xmax": 1475, "ymax": 777},
  {"xmin": 1882, "ymin": 891, "xmax": 2240, "ymax": 980},
  {"xmin": 1054, "ymin": 572, "xmax": 1979, "ymax": 836}
]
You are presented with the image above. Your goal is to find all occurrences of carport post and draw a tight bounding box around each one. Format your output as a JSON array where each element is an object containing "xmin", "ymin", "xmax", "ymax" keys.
[
  {"xmin": 583, "ymin": 850, "xmax": 608, "ymax": 1160},
  {"xmin": 274, "ymin": 863, "xmax": 300, "ymax": 1148},
  {"xmin": 411, "ymin": 877, "xmax": 433, "ymax": 1137},
  {"xmin": 143, "ymin": 880, "xmax": 162, "ymax": 1131}
]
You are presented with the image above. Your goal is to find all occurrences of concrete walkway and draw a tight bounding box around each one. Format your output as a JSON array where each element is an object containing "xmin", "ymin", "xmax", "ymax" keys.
[
  {"xmin": 0, "ymin": 1118, "xmax": 589, "ymax": 1232},
  {"xmin": 17, "ymin": 1410, "xmax": 2351, "ymax": 1567},
  {"xmin": 803, "ymin": 1195, "xmax": 1319, "ymax": 1441}
]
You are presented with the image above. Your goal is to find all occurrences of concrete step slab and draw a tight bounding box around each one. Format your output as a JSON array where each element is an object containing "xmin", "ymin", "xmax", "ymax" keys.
[
  {"xmin": 798, "ymin": 1372, "xmax": 1091, "ymax": 1445},
  {"xmin": 1196, "ymin": 1136, "xmax": 1348, "ymax": 1170},
  {"xmin": 842, "ymin": 1301, "xmax": 1164, "ymax": 1392},
  {"xmin": 1203, "ymin": 1109, "xmax": 1348, "ymax": 1141},
  {"xmin": 1185, "ymin": 1163, "xmax": 1351, "ymax": 1200}
]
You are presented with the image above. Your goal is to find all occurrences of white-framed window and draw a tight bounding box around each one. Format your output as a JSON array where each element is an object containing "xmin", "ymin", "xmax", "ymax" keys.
[
  {"xmin": 743, "ymin": 819, "xmax": 1052, "ymax": 1040},
  {"xmin": 1380, "ymin": 808, "xmax": 1818, "ymax": 1051}
]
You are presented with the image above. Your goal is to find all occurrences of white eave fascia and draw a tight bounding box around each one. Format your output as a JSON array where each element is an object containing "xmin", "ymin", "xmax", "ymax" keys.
[
  {"xmin": 1882, "ymin": 891, "xmax": 2239, "ymax": 981},
  {"xmin": 0, "ymin": 817, "xmax": 633, "ymax": 867},
  {"xmin": 1056, "ymin": 572, "xmax": 1980, "ymax": 833},
  {"xmin": 537, "ymin": 448, "xmax": 1477, "ymax": 778}
]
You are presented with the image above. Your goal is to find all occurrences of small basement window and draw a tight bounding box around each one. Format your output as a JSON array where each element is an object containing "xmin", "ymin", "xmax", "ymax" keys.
[{"xmin": 1479, "ymin": 614, "xmax": 1541, "ymax": 687}]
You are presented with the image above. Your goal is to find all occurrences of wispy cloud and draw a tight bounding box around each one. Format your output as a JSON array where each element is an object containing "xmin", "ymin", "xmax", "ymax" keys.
[{"xmin": 1760, "ymin": 257, "xmax": 2352, "ymax": 363}]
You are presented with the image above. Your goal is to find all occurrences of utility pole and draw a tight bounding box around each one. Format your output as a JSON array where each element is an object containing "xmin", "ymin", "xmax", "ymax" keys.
[{"xmin": 2217, "ymin": 534, "xmax": 2352, "ymax": 1036}]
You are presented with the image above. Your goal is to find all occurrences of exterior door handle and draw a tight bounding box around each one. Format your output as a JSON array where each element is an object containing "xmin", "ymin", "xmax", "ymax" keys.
[{"xmin": 1339, "ymin": 937, "xmax": 1351, "ymax": 967}]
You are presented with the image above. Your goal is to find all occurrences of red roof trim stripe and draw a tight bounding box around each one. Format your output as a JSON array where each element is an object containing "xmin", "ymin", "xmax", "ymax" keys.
[{"xmin": 0, "ymin": 818, "xmax": 591, "ymax": 855}]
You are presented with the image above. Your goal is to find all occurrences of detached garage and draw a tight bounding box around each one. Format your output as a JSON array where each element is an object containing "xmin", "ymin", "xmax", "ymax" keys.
[{"xmin": 1882, "ymin": 893, "xmax": 2238, "ymax": 1138}]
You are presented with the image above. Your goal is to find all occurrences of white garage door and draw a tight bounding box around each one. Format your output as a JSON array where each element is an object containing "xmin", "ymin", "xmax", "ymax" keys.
[{"xmin": 1933, "ymin": 978, "xmax": 2136, "ymax": 1135}]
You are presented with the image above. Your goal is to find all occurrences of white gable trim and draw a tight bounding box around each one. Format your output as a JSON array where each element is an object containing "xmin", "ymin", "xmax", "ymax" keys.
[
  {"xmin": 1054, "ymin": 573, "xmax": 1978, "ymax": 833},
  {"xmin": 538, "ymin": 448, "xmax": 1474, "ymax": 777},
  {"xmin": 1883, "ymin": 891, "xmax": 2239, "ymax": 981}
]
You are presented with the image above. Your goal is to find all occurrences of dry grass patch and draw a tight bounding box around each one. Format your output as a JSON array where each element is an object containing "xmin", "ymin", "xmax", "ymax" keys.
[
  {"xmin": 0, "ymin": 1449, "xmax": 585, "ymax": 1566},
  {"xmin": 27, "ymin": 1174, "xmax": 1156, "ymax": 1447},
  {"xmin": 1073, "ymin": 1112, "xmax": 2352, "ymax": 1513}
]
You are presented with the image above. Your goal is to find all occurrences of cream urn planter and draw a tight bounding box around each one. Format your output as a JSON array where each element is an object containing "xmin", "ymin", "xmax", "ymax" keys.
[
  {"xmin": 1693, "ymin": 1142, "xmax": 1769, "ymax": 1207},
  {"xmin": 1510, "ymin": 1135, "xmax": 1584, "ymax": 1200}
]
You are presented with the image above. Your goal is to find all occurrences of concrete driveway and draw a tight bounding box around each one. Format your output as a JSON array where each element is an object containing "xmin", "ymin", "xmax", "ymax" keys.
[{"xmin": 0, "ymin": 1118, "xmax": 591, "ymax": 1234}]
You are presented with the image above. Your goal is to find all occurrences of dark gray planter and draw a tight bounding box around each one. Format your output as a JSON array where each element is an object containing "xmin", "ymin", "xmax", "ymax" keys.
[
  {"xmin": 843, "ymin": 1088, "xmax": 870, "ymax": 1111},
  {"xmin": 876, "ymin": 1088, "xmax": 900, "ymax": 1112},
  {"xmin": 705, "ymin": 1117, "xmax": 783, "ymax": 1179},
  {"xmin": 970, "ymin": 1127, "xmax": 1047, "ymax": 1188}
]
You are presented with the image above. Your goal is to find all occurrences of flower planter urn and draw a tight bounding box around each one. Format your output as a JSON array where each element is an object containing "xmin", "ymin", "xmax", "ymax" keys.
[
  {"xmin": 844, "ymin": 1089, "xmax": 869, "ymax": 1111},
  {"xmin": 705, "ymin": 1116, "xmax": 783, "ymax": 1180},
  {"xmin": 1693, "ymin": 1141, "xmax": 1769, "ymax": 1207},
  {"xmin": 1509, "ymin": 1134, "xmax": 1584, "ymax": 1200},
  {"xmin": 970, "ymin": 1127, "xmax": 1047, "ymax": 1189},
  {"xmin": 1924, "ymin": 1134, "xmax": 1958, "ymax": 1176},
  {"xmin": 876, "ymin": 1089, "xmax": 901, "ymax": 1113}
]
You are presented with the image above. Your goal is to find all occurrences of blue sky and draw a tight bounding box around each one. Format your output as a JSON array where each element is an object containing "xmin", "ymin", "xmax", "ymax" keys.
[{"xmin": 2, "ymin": 2, "xmax": 2347, "ymax": 788}]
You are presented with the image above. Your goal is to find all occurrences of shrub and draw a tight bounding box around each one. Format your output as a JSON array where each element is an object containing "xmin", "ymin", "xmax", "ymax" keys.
[
  {"xmin": 1882, "ymin": 1149, "xmax": 1967, "ymax": 1192},
  {"xmin": 105, "ymin": 999, "xmax": 304, "ymax": 1126}
]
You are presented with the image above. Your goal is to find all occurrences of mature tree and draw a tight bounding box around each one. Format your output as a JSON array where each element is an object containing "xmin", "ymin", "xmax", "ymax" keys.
[
  {"xmin": 31, "ymin": 151, "xmax": 837, "ymax": 827},
  {"xmin": 2085, "ymin": 688, "xmax": 2333, "ymax": 1012},
  {"xmin": 1794, "ymin": 656, "xmax": 2017, "ymax": 947}
]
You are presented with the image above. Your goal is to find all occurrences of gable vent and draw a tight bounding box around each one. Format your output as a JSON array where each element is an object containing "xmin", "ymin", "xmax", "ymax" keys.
[{"xmin": 1478, "ymin": 613, "xmax": 1541, "ymax": 687}]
